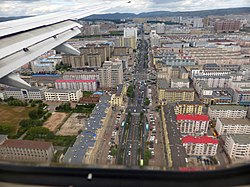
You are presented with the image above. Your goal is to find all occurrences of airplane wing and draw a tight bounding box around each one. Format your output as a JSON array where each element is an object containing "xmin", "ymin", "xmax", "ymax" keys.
[{"xmin": 0, "ymin": 1, "xmax": 130, "ymax": 88}]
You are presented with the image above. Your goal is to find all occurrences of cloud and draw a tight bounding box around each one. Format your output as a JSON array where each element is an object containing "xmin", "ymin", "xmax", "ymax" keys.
[{"xmin": 0, "ymin": 0, "xmax": 249, "ymax": 16}]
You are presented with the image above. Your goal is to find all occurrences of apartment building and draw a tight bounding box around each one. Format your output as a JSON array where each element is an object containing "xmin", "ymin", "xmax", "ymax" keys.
[
  {"xmin": 214, "ymin": 20, "xmax": 240, "ymax": 33},
  {"xmin": 55, "ymin": 80, "xmax": 97, "ymax": 92},
  {"xmin": 174, "ymin": 101, "xmax": 203, "ymax": 115},
  {"xmin": 62, "ymin": 71, "xmax": 99, "ymax": 81},
  {"xmin": 184, "ymin": 47, "xmax": 248, "ymax": 65},
  {"xmin": 208, "ymin": 105, "xmax": 247, "ymax": 119},
  {"xmin": 215, "ymin": 118, "xmax": 250, "ymax": 135},
  {"xmin": 224, "ymin": 135, "xmax": 250, "ymax": 160},
  {"xmin": 176, "ymin": 114, "xmax": 209, "ymax": 135},
  {"xmin": 98, "ymin": 61, "xmax": 123, "ymax": 88},
  {"xmin": 5, "ymin": 87, "xmax": 44, "ymax": 100},
  {"xmin": 45, "ymin": 89, "xmax": 82, "ymax": 102},
  {"xmin": 193, "ymin": 75, "xmax": 231, "ymax": 88},
  {"xmin": 157, "ymin": 79, "xmax": 194, "ymax": 105},
  {"xmin": 182, "ymin": 136, "xmax": 218, "ymax": 156},
  {"xmin": 0, "ymin": 139, "xmax": 54, "ymax": 163},
  {"xmin": 87, "ymin": 53, "xmax": 102, "ymax": 67},
  {"xmin": 62, "ymin": 54, "xmax": 85, "ymax": 68},
  {"xmin": 234, "ymin": 87, "xmax": 250, "ymax": 106}
]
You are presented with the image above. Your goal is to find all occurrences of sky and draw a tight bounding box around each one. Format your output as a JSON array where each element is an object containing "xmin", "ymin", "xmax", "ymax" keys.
[{"xmin": 0, "ymin": 0, "xmax": 249, "ymax": 17}]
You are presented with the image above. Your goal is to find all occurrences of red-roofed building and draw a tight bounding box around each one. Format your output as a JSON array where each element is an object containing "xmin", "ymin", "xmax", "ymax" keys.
[
  {"xmin": 176, "ymin": 114, "xmax": 209, "ymax": 135},
  {"xmin": 182, "ymin": 136, "xmax": 218, "ymax": 156},
  {"xmin": 55, "ymin": 79, "xmax": 97, "ymax": 91}
]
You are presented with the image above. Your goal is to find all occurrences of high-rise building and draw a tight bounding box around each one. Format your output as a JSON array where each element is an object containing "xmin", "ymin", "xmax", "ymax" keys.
[
  {"xmin": 62, "ymin": 54, "xmax": 85, "ymax": 68},
  {"xmin": 156, "ymin": 23, "xmax": 165, "ymax": 34},
  {"xmin": 90, "ymin": 25, "xmax": 101, "ymax": 35},
  {"xmin": 192, "ymin": 18, "xmax": 204, "ymax": 28},
  {"xmin": 124, "ymin": 27, "xmax": 137, "ymax": 40},
  {"xmin": 87, "ymin": 53, "xmax": 102, "ymax": 67},
  {"xmin": 214, "ymin": 20, "xmax": 240, "ymax": 33},
  {"xmin": 98, "ymin": 61, "xmax": 123, "ymax": 88},
  {"xmin": 124, "ymin": 37, "xmax": 137, "ymax": 49}
]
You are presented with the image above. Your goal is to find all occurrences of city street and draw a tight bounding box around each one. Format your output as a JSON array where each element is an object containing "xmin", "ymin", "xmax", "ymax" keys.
[{"xmin": 164, "ymin": 104, "xmax": 187, "ymax": 169}]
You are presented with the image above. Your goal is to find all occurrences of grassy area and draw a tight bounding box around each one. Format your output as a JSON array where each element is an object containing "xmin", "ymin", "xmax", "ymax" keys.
[
  {"xmin": 82, "ymin": 91, "xmax": 93, "ymax": 97},
  {"xmin": 0, "ymin": 104, "xmax": 35, "ymax": 136}
]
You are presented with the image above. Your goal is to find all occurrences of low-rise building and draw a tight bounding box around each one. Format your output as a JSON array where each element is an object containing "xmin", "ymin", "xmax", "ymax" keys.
[
  {"xmin": 208, "ymin": 105, "xmax": 247, "ymax": 119},
  {"xmin": 110, "ymin": 84, "xmax": 127, "ymax": 107},
  {"xmin": 55, "ymin": 79, "xmax": 97, "ymax": 91},
  {"xmin": 224, "ymin": 135, "xmax": 250, "ymax": 160},
  {"xmin": 182, "ymin": 136, "xmax": 218, "ymax": 156},
  {"xmin": 0, "ymin": 139, "xmax": 54, "ymax": 163},
  {"xmin": 215, "ymin": 118, "xmax": 250, "ymax": 135},
  {"xmin": 5, "ymin": 87, "xmax": 44, "ymax": 100},
  {"xmin": 63, "ymin": 95, "xmax": 112, "ymax": 165},
  {"xmin": 157, "ymin": 79, "xmax": 194, "ymax": 105},
  {"xmin": 174, "ymin": 101, "xmax": 203, "ymax": 114},
  {"xmin": 234, "ymin": 87, "xmax": 250, "ymax": 106},
  {"xmin": 176, "ymin": 114, "xmax": 209, "ymax": 135},
  {"xmin": 45, "ymin": 89, "xmax": 82, "ymax": 102}
]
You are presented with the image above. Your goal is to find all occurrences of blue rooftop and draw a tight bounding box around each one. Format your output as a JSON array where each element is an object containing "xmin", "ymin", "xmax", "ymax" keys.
[
  {"xmin": 63, "ymin": 95, "xmax": 111, "ymax": 165},
  {"xmin": 93, "ymin": 91, "xmax": 104, "ymax": 95}
]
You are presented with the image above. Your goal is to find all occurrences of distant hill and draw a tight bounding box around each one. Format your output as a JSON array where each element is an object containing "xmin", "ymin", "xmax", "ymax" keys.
[
  {"xmin": 1, "ymin": 7, "xmax": 249, "ymax": 23},
  {"xmin": 84, "ymin": 7, "xmax": 250, "ymax": 20}
]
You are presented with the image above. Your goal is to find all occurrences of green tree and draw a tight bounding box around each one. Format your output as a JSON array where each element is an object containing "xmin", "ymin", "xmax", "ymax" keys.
[
  {"xmin": 26, "ymin": 126, "xmax": 54, "ymax": 140},
  {"xmin": 144, "ymin": 97, "xmax": 150, "ymax": 106},
  {"xmin": 0, "ymin": 124, "xmax": 15, "ymax": 136},
  {"xmin": 127, "ymin": 85, "xmax": 134, "ymax": 98}
]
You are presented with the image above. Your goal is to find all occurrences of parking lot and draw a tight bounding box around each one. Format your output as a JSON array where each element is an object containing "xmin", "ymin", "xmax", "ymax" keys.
[{"xmin": 147, "ymin": 112, "xmax": 165, "ymax": 168}]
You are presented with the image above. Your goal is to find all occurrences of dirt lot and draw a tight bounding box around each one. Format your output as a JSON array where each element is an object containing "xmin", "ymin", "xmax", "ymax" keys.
[
  {"xmin": 44, "ymin": 112, "xmax": 68, "ymax": 133},
  {"xmin": 56, "ymin": 113, "xmax": 85, "ymax": 136}
]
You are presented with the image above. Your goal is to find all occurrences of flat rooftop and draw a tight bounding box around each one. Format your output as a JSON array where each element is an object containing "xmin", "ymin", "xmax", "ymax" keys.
[
  {"xmin": 230, "ymin": 135, "xmax": 250, "ymax": 145},
  {"xmin": 46, "ymin": 89, "xmax": 80, "ymax": 93},
  {"xmin": 158, "ymin": 79, "xmax": 169, "ymax": 89},
  {"xmin": 219, "ymin": 118, "xmax": 250, "ymax": 126},
  {"xmin": 209, "ymin": 105, "xmax": 247, "ymax": 111},
  {"xmin": 171, "ymin": 78, "xmax": 189, "ymax": 83},
  {"xmin": 176, "ymin": 101, "xmax": 203, "ymax": 105}
]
